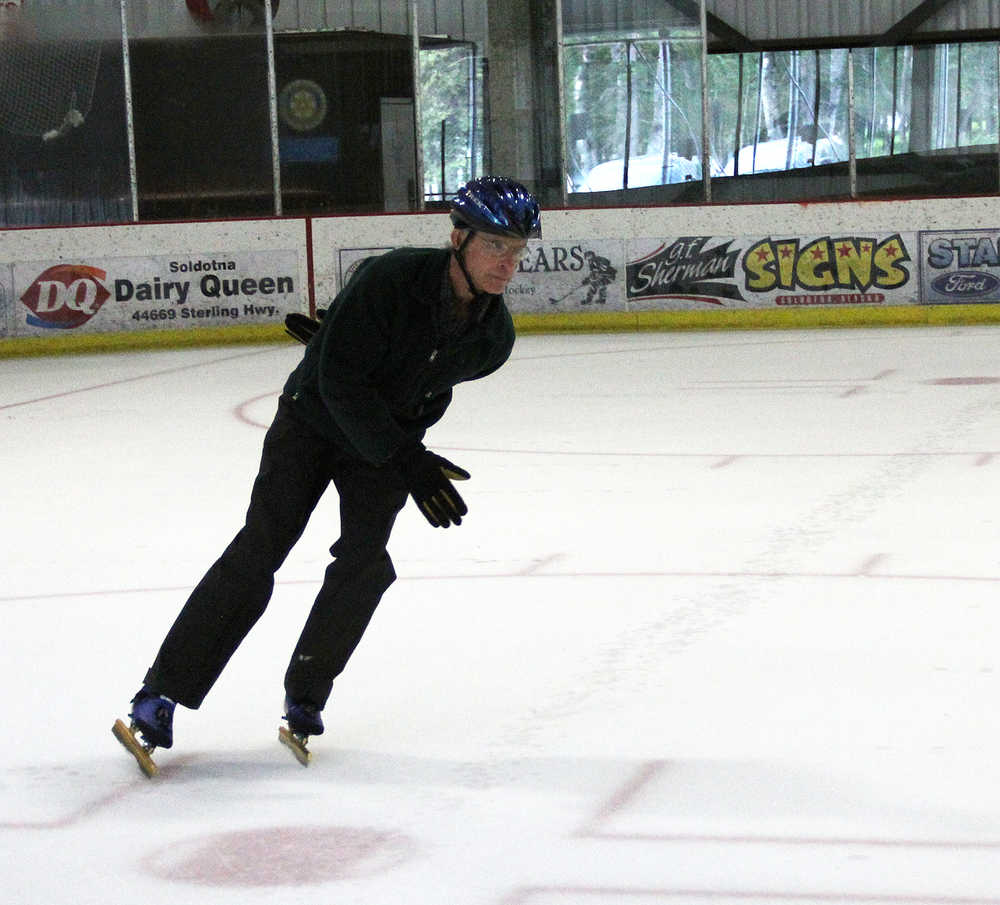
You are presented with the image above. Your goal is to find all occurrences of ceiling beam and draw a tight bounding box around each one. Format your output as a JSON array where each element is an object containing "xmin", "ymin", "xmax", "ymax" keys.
[
  {"xmin": 660, "ymin": 0, "xmax": 980, "ymax": 54},
  {"xmin": 878, "ymin": 0, "xmax": 956, "ymax": 45},
  {"xmin": 662, "ymin": 0, "xmax": 758, "ymax": 51}
]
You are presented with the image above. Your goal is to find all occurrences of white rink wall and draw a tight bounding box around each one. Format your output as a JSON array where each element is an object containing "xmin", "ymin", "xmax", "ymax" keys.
[{"xmin": 3, "ymin": 194, "xmax": 1000, "ymax": 349}]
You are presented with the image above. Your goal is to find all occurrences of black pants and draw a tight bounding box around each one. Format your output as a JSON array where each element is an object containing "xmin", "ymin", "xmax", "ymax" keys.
[{"xmin": 144, "ymin": 397, "xmax": 409, "ymax": 710}]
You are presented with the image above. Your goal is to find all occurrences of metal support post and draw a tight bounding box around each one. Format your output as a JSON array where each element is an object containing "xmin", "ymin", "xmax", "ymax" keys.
[
  {"xmin": 264, "ymin": 0, "xmax": 282, "ymax": 216},
  {"xmin": 118, "ymin": 0, "xmax": 138, "ymax": 221}
]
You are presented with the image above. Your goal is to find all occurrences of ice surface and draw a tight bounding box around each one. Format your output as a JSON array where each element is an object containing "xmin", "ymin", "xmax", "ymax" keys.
[{"xmin": 4, "ymin": 327, "xmax": 1000, "ymax": 904}]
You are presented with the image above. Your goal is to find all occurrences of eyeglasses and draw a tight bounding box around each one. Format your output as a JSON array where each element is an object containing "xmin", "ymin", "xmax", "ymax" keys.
[{"xmin": 477, "ymin": 234, "xmax": 531, "ymax": 263}]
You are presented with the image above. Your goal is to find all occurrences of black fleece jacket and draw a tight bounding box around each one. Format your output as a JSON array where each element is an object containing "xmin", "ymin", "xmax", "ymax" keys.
[{"xmin": 282, "ymin": 246, "xmax": 516, "ymax": 465}]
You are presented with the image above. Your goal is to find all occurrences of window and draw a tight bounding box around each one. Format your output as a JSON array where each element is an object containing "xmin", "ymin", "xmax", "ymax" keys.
[
  {"xmin": 566, "ymin": 35, "xmax": 704, "ymax": 193},
  {"xmin": 567, "ymin": 33, "xmax": 1000, "ymax": 202},
  {"xmin": 420, "ymin": 42, "xmax": 484, "ymax": 204},
  {"xmin": 721, "ymin": 49, "xmax": 848, "ymax": 176}
]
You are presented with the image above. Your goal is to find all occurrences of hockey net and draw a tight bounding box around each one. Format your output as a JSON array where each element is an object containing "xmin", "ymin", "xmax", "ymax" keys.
[{"xmin": 0, "ymin": 0, "xmax": 102, "ymax": 141}]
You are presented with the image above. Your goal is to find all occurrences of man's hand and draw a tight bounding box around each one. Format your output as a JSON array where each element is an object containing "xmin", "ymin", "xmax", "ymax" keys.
[
  {"xmin": 395, "ymin": 446, "xmax": 470, "ymax": 528},
  {"xmin": 284, "ymin": 308, "xmax": 327, "ymax": 345}
]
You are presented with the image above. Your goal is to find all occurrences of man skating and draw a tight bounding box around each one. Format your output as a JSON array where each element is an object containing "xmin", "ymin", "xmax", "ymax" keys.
[{"xmin": 114, "ymin": 177, "xmax": 541, "ymax": 772}]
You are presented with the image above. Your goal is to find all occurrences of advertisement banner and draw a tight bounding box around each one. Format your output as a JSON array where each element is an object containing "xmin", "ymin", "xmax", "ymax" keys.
[
  {"xmin": 499, "ymin": 233, "xmax": 919, "ymax": 312},
  {"xmin": 920, "ymin": 229, "xmax": 1000, "ymax": 304},
  {"xmin": 336, "ymin": 247, "xmax": 392, "ymax": 294},
  {"xmin": 504, "ymin": 239, "xmax": 625, "ymax": 313},
  {"xmin": 0, "ymin": 263, "xmax": 11, "ymax": 338},
  {"xmin": 325, "ymin": 233, "xmax": 920, "ymax": 315},
  {"xmin": 332, "ymin": 242, "xmax": 629, "ymax": 315},
  {"xmin": 11, "ymin": 250, "xmax": 301, "ymax": 336},
  {"xmin": 626, "ymin": 233, "xmax": 918, "ymax": 309}
]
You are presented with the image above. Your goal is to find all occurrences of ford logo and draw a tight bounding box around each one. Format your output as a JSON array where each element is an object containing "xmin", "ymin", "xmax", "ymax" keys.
[{"xmin": 931, "ymin": 270, "xmax": 1000, "ymax": 297}]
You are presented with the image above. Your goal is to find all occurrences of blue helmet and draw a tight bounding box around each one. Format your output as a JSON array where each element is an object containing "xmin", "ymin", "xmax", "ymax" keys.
[{"xmin": 450, "ymin": 176, "xmax": 541, "ymax": 239}]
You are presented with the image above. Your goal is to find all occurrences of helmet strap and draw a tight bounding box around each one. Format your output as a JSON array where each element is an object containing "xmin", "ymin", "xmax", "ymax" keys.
[{"xmin": 453, "ymin": 230, "xmax": 489, "ymax": 303}]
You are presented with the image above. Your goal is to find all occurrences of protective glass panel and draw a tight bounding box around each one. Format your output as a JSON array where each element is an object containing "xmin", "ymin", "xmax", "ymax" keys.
[
  {"xmin": 626, "ymin": 39, "xmax": 704, "ymax": 185},
  {"xmin": 126, "ymin": 4, "xmax": 274, "ymax": 221},
  {"xmin": 565, "ymin": 41, "xmax": 630, "ymax": 191},
  {"xmin": 566, "ymin": 36, "xmax": 705, "ymax": 194},
  {"xmin": 564, "ymin": 0, "xmax": 703, "ymax": 200},
  {"xmin": 854, "ymin": 41, "xmax": 998, "ymax": 198},
  {"xmin": 420, "ymin": 42, "xmax": 485, "ymax": 206},
  {"xmin": 276, "ymin": 29, "xmax": 413, "ymax": 214},
  {"xmin": 955, "ymin": 42, "xmax": 999, "ymax": 149},
  {"xmin": 853, "ymin": 45, "xmax": 908, "ymax": 159},
  {"xmin": 710, "ymin": 48, "xmax": 850, "ymax": 202},
  {"xmin": 0, "ymin": 0, "xmax": 130, "ymax": 226}
]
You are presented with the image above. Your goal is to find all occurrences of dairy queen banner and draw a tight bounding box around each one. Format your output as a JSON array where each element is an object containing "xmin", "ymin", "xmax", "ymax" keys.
[{"xmin": 12, "ymin": 249, "xmax": 301, "ymax": 335}]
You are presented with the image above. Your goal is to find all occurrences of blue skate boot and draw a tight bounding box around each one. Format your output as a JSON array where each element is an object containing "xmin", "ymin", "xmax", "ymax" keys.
[
  {"xmin": 279, "ymin": 696, "xmax": 323, "ymax": 766},
  {"xmin": 283, "ymin": 696, "xmax": 324, "ymax": 737},
  {"xmin": 129, "ymin": 686, "xmax": 176, "ymax": 749}
]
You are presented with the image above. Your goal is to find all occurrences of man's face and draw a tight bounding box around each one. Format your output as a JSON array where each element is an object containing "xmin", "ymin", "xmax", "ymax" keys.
[{"xmin": 452, "ymin": 229, "xmax": 528, "ymax": 296}]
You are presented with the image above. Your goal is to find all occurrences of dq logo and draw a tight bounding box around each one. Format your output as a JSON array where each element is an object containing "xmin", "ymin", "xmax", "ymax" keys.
[{"xmin": 20, "ymin": 264, "xmax": 111, "ymax": 329}]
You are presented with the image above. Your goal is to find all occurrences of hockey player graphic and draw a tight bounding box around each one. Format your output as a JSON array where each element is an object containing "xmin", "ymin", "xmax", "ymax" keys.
[
  {"xmin": 581, "ymin": 250, "xmax": 617, "ymax": 305},
  {"xmin": 549, "ymin": 249, "xmax": 618, "ymax": 306}
]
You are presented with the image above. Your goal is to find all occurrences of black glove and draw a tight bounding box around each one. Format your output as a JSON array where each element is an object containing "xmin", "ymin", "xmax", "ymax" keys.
[
  {"xmin": 284, "ymin": 308, "xmax": 327, "ymax": 345},
  {"xmin": 395, "ymin": 446, "xmax": 470, "ymax": 528}
]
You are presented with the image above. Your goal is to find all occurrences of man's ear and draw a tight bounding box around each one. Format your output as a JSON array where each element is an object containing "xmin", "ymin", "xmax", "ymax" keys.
[{"xmin": 451, "ymin": 228, "xmax": 468, "ymax": 251}]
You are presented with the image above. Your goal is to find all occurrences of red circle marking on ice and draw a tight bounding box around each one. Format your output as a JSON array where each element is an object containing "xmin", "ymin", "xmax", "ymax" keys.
[{"xmin": 143, "ymin": 825, "xmax": 414, "ymax": 887}]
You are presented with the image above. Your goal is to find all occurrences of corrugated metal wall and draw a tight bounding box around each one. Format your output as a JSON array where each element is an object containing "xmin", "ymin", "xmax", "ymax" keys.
[
  {"xmin": 125, "ymin": 0, "xmax": 487, "ymax": 42},
  {"xmin": 561, "ymin": 0, "xmax": 697, "ymax": 36},
  {"xmin": 704, "ymin": 0, "xmax": 1000, "ymax": 41},
  {"xmin": 273, "ymin": 0, "xmax": 485, "ymax": 41},
  {"xmin": 559, "ymin": 0, "xmax": 1000, "ymax": 42},
  {"xmin": 18, "ymin": 1, "xmax": 1000, "ymax": 43},
  {"xmin": 928, "ymin": 0, "xmax": 1000, "ymax": 32},
  {"xmin": 20, "ymin": 0, "xmax": 486, "ymax": 42},
  {"xmin": 272, "ymin": 0, "xmax": 1000, "ymax": 43},
  {"xmin": 706, "ymin": 0, "xmax": 895, "ymax": 40},
  {"xmin": 270, "ymin": 0, "xmax": 1000, "ymax": 41}
]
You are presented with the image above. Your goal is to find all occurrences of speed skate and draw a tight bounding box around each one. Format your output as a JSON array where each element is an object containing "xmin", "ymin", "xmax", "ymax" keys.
[
  {"xmin": 112, "ymin": 718, "xmax": 312, "ymax": 773},
  {"xmin": 278, "ymin": 726, "xmax": 312, "ymax": 766},
  {"xmin": 280, "ymin": 696, "xmax": 323, "ymax": 765},
  {"xmin": 112, "ymin": 718, "xmax": 160, "ymax": 778}
]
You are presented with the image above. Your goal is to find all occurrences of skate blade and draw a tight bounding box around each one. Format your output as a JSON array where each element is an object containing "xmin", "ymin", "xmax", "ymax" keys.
[
  {"xmin": 112, "ymin": 718, "xmax": 159, "ymax": 778},
  {"xmin": 278, "ymin": 726, "xmax": 312, "ymax": 766}
]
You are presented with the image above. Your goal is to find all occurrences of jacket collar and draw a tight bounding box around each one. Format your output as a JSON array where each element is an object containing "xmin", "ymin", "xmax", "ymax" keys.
[{"xmin": 408, "ymin": 247, "xmax": 502, "ymax": 323}]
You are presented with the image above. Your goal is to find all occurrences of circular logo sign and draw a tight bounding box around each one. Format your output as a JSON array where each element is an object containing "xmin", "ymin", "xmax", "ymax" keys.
[{"xmin": 279, "ymin": 79, "xmax": 328, "ymax": 132}]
